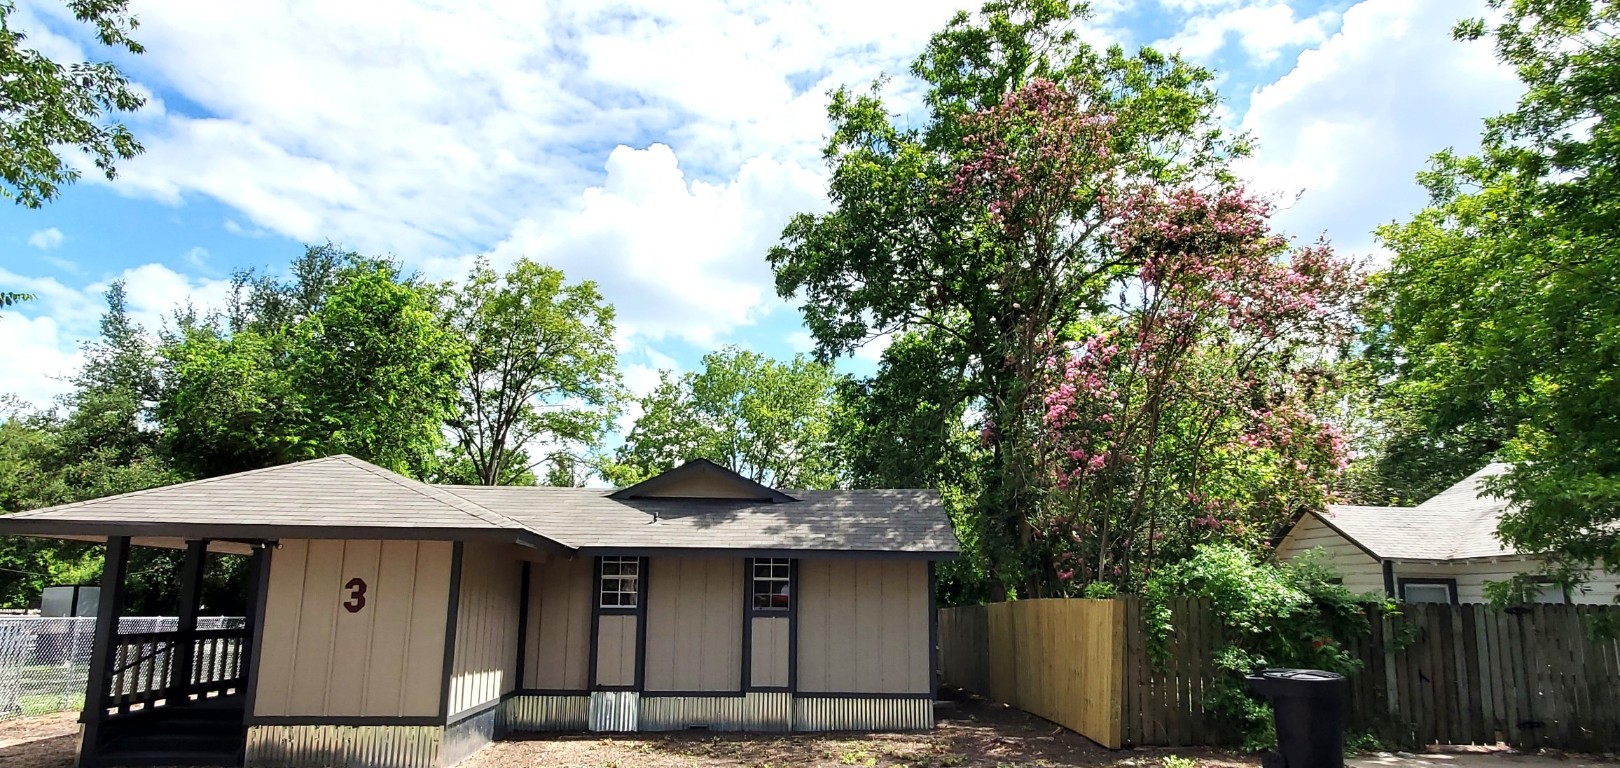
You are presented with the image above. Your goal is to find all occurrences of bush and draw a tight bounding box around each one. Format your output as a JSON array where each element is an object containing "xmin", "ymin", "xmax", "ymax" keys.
[{"xmin": 1142, "ymin": 543, "xmax": 1390, "ymax": 751}]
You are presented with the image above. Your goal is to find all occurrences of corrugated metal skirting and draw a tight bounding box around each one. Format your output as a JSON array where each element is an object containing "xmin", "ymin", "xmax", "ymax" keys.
[
  {"xmin": 441, "ymin": 706, "xmax": 499, "ymax": 767},
  {"xmin": 244, "ymin": 724, "xmax": 443, "ymax": 768},
  {"xmin": 501, "ymin": 694, "xmax": 590, "ymax": 732},
  {"xmin": 792, "ymin": 697, "xmax": 935, "ymax": 732},
  {"xmin": 588, "ymin": 690, "xmax": 640, "ymax": 732},
  {"xmin": 742, "ymin": 691, "xmax": 794, "ymax": 731}
]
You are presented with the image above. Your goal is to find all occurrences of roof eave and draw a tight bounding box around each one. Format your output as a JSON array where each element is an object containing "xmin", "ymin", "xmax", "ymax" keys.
[{"xmin": 0, "ymin": 518, "xmax": 573, "ymax": 553}]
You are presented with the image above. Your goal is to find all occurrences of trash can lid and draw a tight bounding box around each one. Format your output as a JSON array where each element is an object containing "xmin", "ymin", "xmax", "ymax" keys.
[{"xmin": 1252, "ymin": 668, "xmax": 1344, "ymax": 682}]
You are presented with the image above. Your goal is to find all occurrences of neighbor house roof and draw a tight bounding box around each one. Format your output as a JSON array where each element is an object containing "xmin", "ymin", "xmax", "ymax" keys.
[
  {"xmin": 1288, "ymin": 463, "xmax": 1516, "ymax": 562},
  {"xmin": 0, "ymin": 455, "xmax": 959, "ymax": 558}
]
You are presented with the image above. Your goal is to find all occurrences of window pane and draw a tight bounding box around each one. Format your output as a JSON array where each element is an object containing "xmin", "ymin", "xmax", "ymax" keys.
[
  {"xmin": 602, "ymin": 561, "xmax": 622, "ymax": 576},
  {"xmin": 602, "ymin": 592, "xmax": 620, "ymax": 607},
  {"xmin": 1404, "ymin": 584, "xmax": 1450, "ymax": 604}
]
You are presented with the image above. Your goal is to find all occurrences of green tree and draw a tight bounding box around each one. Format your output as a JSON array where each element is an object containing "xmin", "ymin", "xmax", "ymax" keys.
[
  {"xmin": 0, "ymin": 291, "xmax": 34, "ymax": 307},
  {"xmin": 0, "ymin": 0, "xmax": 146, "ymax": 206},
  {"xmin": 609, "ymin": 347, "xmax": 845, "ymax": 489},
  {"xmin": 441, "ymin": 258, "xmax": 621, "ymax": 486},
  {"xmin": 770, "ymin": 0, "xmax": 1242, "ymax": 597},
  {"xmin": 1375, "ymin": 0, "xmax": 1620, "ymax": 595}
]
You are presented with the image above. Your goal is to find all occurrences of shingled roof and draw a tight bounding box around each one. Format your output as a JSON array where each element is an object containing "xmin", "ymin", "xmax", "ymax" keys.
[
  {"xmin": 0, "ymin": 455, "xmax": 959, "ymax": 558},
  {"xmin": 1291, "ymin": 463, "xmax": 1516, "ymax": 561}
]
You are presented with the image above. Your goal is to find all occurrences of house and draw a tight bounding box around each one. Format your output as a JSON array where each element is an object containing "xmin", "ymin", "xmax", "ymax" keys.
[
  {"xmin": 1275, "ymin": 463, "xmax": 1616, "ymax": 605},
  {"xmin": 0, "ymin": 455, "xmax": 957, "ymax": 768}
]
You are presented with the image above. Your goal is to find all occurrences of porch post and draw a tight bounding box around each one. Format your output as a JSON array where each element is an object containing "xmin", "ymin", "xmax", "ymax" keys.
[
  {"xmin": 169, "ymin": 539, "xmax": 208, "ymax": 700},
  {"xmin": 78, "ymin": 535, "xmax": 129, "ymax": 768}
]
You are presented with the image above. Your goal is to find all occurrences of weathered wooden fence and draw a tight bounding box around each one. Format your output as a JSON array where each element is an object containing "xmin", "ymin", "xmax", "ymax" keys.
[{"xmin": 938, "ymin": 598, "xmax": 1620, "ymax": 752}]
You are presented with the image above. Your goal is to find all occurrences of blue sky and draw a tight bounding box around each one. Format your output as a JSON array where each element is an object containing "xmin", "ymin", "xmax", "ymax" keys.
[{"xmin": 0, "ymin": 0, "xmax": 1518, "ymax": 435}]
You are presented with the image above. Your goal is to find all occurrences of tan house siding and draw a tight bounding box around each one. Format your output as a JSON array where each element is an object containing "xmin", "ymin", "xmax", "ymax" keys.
[
  {"xmin": 595, "ymin": 614, "xmax": 639, "ymax": 687},
  {"xmin": 523, "ymin": 556, "xmax": 593, "ymax": 691},
  {"xmin": 749, "ymin": 616, "xmax": 789, "ymax": 688},
  {"xmin": 644, "ymin": 557, "xmax": 742, "ymax": 692},
  {"xmin": 1276, "ymin": 513, "xmax": 1385, "ymax": 595},
  {"xmin": 253, "ymin": 539, "xmax": 453, "ymax": 718},
  {"xmin": 448, "ymin": 542, "xmax": 522, "ymax": 717},
  {"xmin": 796, "ymin": 560, "xmax": 929, "ymax": 694}
]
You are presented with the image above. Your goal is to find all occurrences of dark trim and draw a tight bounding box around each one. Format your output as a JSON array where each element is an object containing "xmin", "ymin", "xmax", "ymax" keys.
[
  {"xmin": 0, "ymin": 519, "xmax": 564, "ymax": 550},
  {"xmin": 741, "ymin": 557, "xmax": 798, "ymax": 693},
  {"xmin": 794, "ymin": 692, "xmax": 934, "ymax": 700},
  {"xmin": 1397, "ymin": 577, "xmax": 1459, "ymax": 604},
  {"xmin": 591, "ymin": 684, "xmax": 639, "ymax": 692},
  {"xmin": 514, "ymin": 560, "xmax": 531, "ymax": 688},
  {"xmin": 928, "ymin": 560, "xmax": 938, "ymax": 695},
  {"xmin": 438, "ymin": 542, "xmax": 466, "ymax": 721},
  {"xmin": 788, "ymin": 557, "xmax": 798, "ymax": 693},
  {"xmin": 609, "ymin": 458, "xmax": 796, "ymax": 503},
  {"xmin": 587, "ymin": 556, "xmax": 601, "ymax": 690},
  {"xmin": 77, "ymin": 535, "xmax": 129, "ymax": 765},
  {"xmin": 633, "ymin": 556, "xmax": 649, "ymax": 691},
  {"xmin": 241, "ymin": 544, "xmax": 273, "ymax": 725},
  {"xmin": 640, "ymin": 690, "xmax": 747, "ymax": 698},
  {"xmin": 170, "ymin": 539, "xmax": 208, "ymax": 695},
  {"xmin": 511, "ymin": 688, "xmax": 590, "ymax": 697},
  {"xmin": 245, "ymin": 715, "xmax": 445, "ymax": 727},
  {"xmin": 1382, "ymin": 560, "xmax": 1396, "ymax": 599},
  {"xmin": 576, "ymin": 546, "xmax": 955, "ymax": 562},
  {"xmin": 445, "ymin": 696, "xmax": 503, "ymax": 725}
]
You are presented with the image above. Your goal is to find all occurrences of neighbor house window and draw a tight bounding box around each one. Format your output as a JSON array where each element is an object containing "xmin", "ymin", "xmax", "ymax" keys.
[
  {"xmin": 1525, "ymin": 577, "xmax": 1569, "ymax": 605},
  {"xmin": 1400, "ymin": 580, "xmax": 1455, "ymax": 604},
  {"xmin": 751, "ymin": 558, "xmax": 792, "ymax": 611},
  {"xmin": 599, "ymin": 557, "xmax": 640, "ymax": 608}
]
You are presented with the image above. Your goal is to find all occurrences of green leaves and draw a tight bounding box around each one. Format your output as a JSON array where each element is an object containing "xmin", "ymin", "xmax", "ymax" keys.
[
  {"xmin": 608, "ymin": 347, "xmax": 845, "ymax": 490},
  {"xmin": 0, "ymin": 0, "xmax": 147, "ymax": 206}
]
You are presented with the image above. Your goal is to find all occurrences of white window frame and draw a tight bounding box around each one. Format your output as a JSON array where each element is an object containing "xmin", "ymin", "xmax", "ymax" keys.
[
  {"xmin": 751, "ymin": 558, "xmax": 792, "ymax": 612},
  {"xmin": 599, "ymin": 556, "xmax": 640, "ymax": 609}
]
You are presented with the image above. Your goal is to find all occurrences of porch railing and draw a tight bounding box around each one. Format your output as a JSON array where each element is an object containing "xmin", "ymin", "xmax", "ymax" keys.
[{"xmin": 105, "ymin": 627, "xmax": 250, "ymax": 715}]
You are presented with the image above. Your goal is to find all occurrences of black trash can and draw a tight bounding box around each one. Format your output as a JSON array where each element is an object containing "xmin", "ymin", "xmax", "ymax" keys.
[{"xmin": 1245, "ymin": 668, "xmax": 1347, "ymax": 768}]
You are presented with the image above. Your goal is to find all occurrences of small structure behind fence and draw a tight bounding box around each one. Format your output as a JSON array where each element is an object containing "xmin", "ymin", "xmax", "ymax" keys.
[
  {"xmin": 938, "ymin": 598, "xmax": 1620, "ymax": 752},
  {"xmin": 0, "ymin": 616, "xmax": 244, "ymax": 721}
]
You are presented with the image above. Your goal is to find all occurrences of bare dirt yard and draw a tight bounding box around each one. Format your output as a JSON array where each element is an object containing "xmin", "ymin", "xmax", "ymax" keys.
[{"xmin": 0, "ymin": 698, "xmax": 1610, "ymax": 768}]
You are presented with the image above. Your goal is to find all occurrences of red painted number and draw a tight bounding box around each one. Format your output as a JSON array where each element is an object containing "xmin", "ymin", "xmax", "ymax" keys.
[{"xmin": 344, "ymin": 577, "xmax": 367, "ymax": 613}]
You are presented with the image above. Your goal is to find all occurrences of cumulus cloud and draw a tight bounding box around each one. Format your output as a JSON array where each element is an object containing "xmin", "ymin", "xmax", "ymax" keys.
[
  {"xmin": 1235, "ymin": 0, "xmax": 1519, "ymax": 257},
  {"xmin": 482, "ymin": 144, "xmax": 827, "ymax": 346},
  {"xmin": 27, "ymin": 228, "xmax": 64, "ymax": 250},
  {"xmin": 1157, "ymin": 3, "xmax": 1340, "ymax": 66}
]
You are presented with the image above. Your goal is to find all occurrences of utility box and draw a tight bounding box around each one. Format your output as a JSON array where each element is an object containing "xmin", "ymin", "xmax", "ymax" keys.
[
  {"xmin": 1246, "ymin": 668, "xmax": 1347, "ymax": 768},
  {"xmin": 39, "ymin": 585, "xmax": 100, "ymax": 617}
]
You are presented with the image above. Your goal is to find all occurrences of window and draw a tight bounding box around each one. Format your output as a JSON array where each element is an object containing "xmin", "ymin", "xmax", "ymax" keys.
[
  {"xmin": 1401, "ymin": 581, "xmax": 1454, "ymax": 604},
  {"xmin": 1525, "ymin": 578, "xmax": 1568, "ymax": 605},
  {"xmin": 599, "ymin": 557, "xmax": 639, "ymax": 608},
  {"xmin": 751, "ymin": 558, "xmax": 792, "ymax": 611}
]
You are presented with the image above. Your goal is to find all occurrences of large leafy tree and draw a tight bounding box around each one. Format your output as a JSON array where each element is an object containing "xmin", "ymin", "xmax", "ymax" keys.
[
  {"xmin": 1375, "ymin": 0, "xmax": 1620, "ymax": 593},
  {"xmin": 609, "ymin": 347, "xmax": 845, "ymax": 489},
  {"xmin": 0, "ymin": 0, "xmax": 147, "ymax": 206},
  {"xmin": 440, "ymin": 258, "xmax": 621, "ymax": 486},
  {"xmin": 770, "ymin": 0, "xmax": 1243, "ymax": 597}
]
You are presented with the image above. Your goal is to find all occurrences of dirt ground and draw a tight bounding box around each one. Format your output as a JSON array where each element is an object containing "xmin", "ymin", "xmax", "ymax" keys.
[{"xmin": 0, "ymin": 699, "xmax": 1610, "ymax": 768}]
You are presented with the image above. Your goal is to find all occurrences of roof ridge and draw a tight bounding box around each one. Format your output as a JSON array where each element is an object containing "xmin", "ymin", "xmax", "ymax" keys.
[
  {"xmin": 337, "ymin": 457, "xmax": 531, "ymax": 532},
  {"xmin": 6, "ymin": 455, "xmax": 349, "ymax": 519}
]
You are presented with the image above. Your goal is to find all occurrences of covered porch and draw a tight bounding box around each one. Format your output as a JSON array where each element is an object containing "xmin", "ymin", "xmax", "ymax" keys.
[{"xmin": 76, "ymin": 535, "xmax": 264, "ymax": 767}]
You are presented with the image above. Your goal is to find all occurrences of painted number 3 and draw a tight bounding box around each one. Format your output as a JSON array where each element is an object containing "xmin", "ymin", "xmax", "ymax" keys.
[{"xmin": 343, "ymin": 577, "xmax": 367, "ymax": 613}]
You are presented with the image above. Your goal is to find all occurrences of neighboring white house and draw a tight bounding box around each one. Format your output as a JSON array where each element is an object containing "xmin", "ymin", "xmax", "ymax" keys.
[{"xmin": 1275, "ymin": 463, "xmax": 1617, "ymax": 605}]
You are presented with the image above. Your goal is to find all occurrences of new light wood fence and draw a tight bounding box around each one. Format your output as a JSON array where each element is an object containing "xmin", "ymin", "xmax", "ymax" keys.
[{"xmin": 938, "ymin": 598, "xmax": 1620, "ymax": 752}]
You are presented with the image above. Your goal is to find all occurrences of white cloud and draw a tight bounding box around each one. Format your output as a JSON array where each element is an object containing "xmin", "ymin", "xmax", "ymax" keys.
[
  {"xmin": 0, "ymin": 314, "xmax": 83, "ymax": 408},
  {"xmin": 483, "ymin": 144, "xmax": 827, "ymax": 347},
  {"xmin": 1236, "ymin": 0, "xmax": 1519, "ymax": 257},
  {"xmin": 1158, "ymin": 3, "xmax": 1339, "ymax": 66},
  {"xmin": 27, "ymin": 228, "xmax": 64, "ymax": 250}
]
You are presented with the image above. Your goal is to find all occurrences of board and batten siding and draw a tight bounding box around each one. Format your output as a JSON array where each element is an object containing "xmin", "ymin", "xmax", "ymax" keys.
[
  {"xmin": 253, "ymin": 539, "xmax": 453, "ymax": 718},
  {"xmin": 595, "ymin": 614, "xmax": 638, "ymax": 687},
  {"xmin": 796, "ymin": 559, "xmax": 930, "ymax": 694},
  {"xmin": 644, "ymin": 557, "xmax": 742, "ymax": 692},
  {"xmin": 523, "ymin": 556, "xmax": 593, "ymax": 690},
  {"xmin": 1275, "ymin": 513, "xmax": 1385, "ymax": 595},
  {"xmin": 448, "ymin": 542, "xmax": 523, "ymax": 717}
]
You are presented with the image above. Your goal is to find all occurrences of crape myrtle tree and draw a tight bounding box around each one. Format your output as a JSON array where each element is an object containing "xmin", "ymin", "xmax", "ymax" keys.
[
  {"xmin": 1036, "ymin": 187, "xmax": 1363, "ymax": 594},
  {"xmin": 1375, "ymin": 0, "xmax": 1620, "ymax": 601},
  {"xmin": 770, "ymin": 0, "xmax": 1246, "ymax": 599}
]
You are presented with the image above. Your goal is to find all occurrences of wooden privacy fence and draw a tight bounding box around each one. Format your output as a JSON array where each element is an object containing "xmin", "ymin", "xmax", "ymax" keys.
[{"xmin": 938, "ymin": 598, "xmax": 1620, "ymax": 752}]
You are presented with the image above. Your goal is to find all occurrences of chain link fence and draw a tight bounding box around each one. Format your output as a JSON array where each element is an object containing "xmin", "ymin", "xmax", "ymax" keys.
[{"xmin": 0, "ymin": 616, "xmax": 244, "ymax": 720}]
